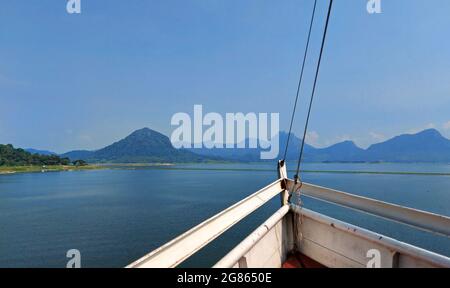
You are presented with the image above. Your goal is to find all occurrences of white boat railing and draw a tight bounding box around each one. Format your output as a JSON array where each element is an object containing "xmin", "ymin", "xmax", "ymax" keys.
[
  {"xmin": 291, "ymin": 181, "xmax": 450, "ymax": 237},
  {"xmin": 214, "ymin": 205, "xmax": 450, "ymax": 268},
  {"xmin": 127, "ymin": 179, "xmax": 284, "ymax": 268},
  {"xmin": 127, "ymin": 162, "xmax": 450, "ymax": 268}
]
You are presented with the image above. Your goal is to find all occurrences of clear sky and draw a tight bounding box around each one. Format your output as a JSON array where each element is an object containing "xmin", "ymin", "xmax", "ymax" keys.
[{"xmin": 1, "ymin": 0, "xmax": 449, "ymax": 153}]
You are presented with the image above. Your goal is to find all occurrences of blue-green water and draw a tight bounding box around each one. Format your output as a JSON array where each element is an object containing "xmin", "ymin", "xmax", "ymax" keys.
[{"xmin": 0, "ymin": 163, "xmax": 449, "ymax": 267}]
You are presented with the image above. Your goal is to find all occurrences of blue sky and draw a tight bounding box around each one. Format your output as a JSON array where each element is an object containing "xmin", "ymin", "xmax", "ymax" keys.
[{"xmin": 1, "ymin": 0, "xmax": 450, "ymax": 153}]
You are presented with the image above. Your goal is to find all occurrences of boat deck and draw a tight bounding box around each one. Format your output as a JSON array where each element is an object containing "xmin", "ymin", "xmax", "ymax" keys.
[{"xmin": 282, "ymin": 252, "xmax": 326, "ymax": 268}]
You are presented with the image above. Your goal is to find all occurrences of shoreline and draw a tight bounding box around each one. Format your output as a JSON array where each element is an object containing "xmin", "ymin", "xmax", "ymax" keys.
[
  {"xmin": 1, "ymin": 162, "xmax": 450, "ymax": 177},
  {"xmin": 0, "ymin": 165, "xmax": 106, "ymax": 175}
]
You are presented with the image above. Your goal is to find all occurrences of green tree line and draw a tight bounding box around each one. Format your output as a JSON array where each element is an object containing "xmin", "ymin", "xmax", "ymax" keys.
[{"xmin": 0, "ymin": 144, "xmax": 71, "ymax": 166}]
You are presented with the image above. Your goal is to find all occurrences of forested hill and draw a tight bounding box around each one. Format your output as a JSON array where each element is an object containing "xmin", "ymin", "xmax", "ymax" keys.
[
  {"xmin": 0, "ymin": 144, "xmax": 70, "ymax": 166},
  {"xmin": 62, "ymin": 128, "xmax": 212, "ymax": 163}
]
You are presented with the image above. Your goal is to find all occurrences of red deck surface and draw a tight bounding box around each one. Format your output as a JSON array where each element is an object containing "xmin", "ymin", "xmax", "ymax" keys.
[{"xmin": 282, "ymin": 252, "xmax": 326, "ymax": 268}]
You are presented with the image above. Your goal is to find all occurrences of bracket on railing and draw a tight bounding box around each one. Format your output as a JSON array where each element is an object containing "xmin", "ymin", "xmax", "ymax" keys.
[{"xmin": 277, "ymin": 160, "xmax": 289, "ymax": 206}]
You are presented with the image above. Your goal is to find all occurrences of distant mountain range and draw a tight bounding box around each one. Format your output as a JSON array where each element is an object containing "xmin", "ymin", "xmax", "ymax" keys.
[
  {"xmin": 27, "ymin": 128, "xmax": 450, "ymax": 163},
  {"xmin": 188, "ymin": 129, "xmax": 450, "ymax": 163},
  {"xmin": 25, "ymin": 148, "xmax": 57, "ymax": 156},
  {"xmin": 60, "ymin": 128, "xmax": 215, "ymax": 163},
  {"xmin": 362, "ymin": 129, "xmax": 450, "ymax": 162}
]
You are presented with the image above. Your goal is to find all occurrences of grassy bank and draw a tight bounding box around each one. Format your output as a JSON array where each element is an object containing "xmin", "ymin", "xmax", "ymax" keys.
[{"xmin": 0, "ymin": 165, "xmax": 105, "ymax": 175}]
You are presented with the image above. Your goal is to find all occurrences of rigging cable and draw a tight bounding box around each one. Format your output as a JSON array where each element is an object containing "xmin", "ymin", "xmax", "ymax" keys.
[
  {"xmin": 283, "ymin": 0, "xmax": 318, "ymax": 161},
  {"xmin": 294, "ymin": 0, "xmax": 334, "ymax": 183}
]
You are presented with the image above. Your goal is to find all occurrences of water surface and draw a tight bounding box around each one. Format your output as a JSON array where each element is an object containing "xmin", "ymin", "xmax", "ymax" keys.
[{"xmin": 0, "ymin": 163, "xmax": 449, "ymax": 267}]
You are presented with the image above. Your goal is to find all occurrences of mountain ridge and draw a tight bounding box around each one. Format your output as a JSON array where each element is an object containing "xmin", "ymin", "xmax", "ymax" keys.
[
  {"xmin": 25, "ymin": 148, "xmax": 57, "ymax": 156},
  {"xmin": 61, "ymin": 128, "xmax": 215, "ymax": 163},
  {"xmin": 187, "ymin": 128, "xmax": 450, "ymax": 163},
  {"xmin": 55, "ymin": 128, "xmax": 450, "ymax": 163}
]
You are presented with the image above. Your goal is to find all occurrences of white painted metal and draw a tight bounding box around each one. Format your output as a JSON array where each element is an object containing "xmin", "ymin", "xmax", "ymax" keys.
[
  {"xmin": 286, "ymin": 180, "xmax": 450, "ymax": 237},
  {"xmin": 237, "ymin": 217, "xmax": 287, "ymax": 268},
  {"xmin": 127, "ymin": 179, "xmax": 284, "ymax": 268},
  {"xmin": 277, "ymin": 161, "xmax": 289, "ymax": 206},
  {"xmin": 291, "ymin": 205, "xmax": 450, "ymax": 268},
  {"xmin": 215, "ymin": 205, "xmax": 450, "ymax": 268},
  {"xmin": 127, "ymin": 163, "xmax": 450, "ymax": 268},
  {"xmin": 213, "ymin": 205, "xmax": 291, "ymax": 268}
]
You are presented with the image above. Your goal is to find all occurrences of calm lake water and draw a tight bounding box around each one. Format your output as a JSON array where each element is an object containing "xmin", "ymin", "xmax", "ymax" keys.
[{"xmin": 0, "ymin": 162, "xmax": 449, "ymax": 267}]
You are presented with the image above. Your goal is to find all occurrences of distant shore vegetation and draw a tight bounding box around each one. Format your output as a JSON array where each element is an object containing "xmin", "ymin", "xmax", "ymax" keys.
[{"xmin": 0, "ymin": 144, "xmax": 83, "ymax": 167}]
